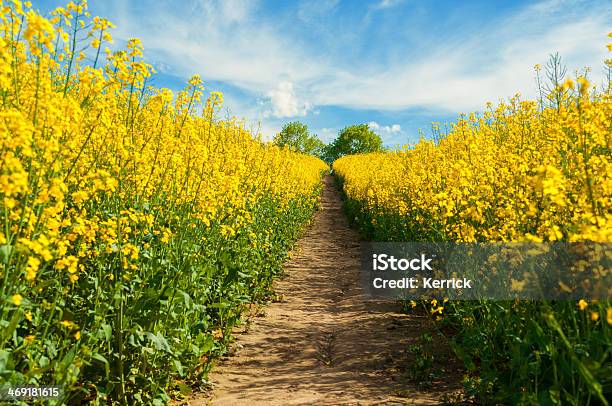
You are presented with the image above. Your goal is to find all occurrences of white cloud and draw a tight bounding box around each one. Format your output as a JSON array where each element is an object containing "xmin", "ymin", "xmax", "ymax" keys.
[
  {"xmin": 526, "ymin": 0, "xmax": 588, "ymax": 15},
  {"xmin": 103, "ymin": 0, "xmax": 611, "ymax": 120},
  {"xmin": 373, "ymin": 0, "xmax": 405, "ymax": 10},
  {"xmin": 152, "ymin": 61, "xmax": 172, "ymax": 74},
  {"xmin": 106, "ymin": 0, "xmax": 326, "ymax": 95},
  {"xmin": 217, "ymin": 0, "xmax": 253, "ymax": 22},
  {"xmin": 265, "ymin": 81, "xmax": 312, "ymax": 118},
  {"xmin": 368, "ymin": 121, "xmax": 401, "ymax": 134},
  {"xmin": 314, "ymin": 15, "xmax": 610, "ymax": 112},
  {"xmin": 190, "ymin": 0, "xmax": 254, "ymax": 23}
]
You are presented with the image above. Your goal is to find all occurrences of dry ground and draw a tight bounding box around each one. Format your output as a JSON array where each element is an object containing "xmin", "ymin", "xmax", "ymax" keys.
[{"xmin": 190, "ymin": 175, "xmax": 462, "ymax": 405}]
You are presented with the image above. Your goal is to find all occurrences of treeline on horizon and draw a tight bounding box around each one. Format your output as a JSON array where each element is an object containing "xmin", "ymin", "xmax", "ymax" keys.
[{"xmin": 275, "ymin": 51, "xmax": 612, "ymax": 165}]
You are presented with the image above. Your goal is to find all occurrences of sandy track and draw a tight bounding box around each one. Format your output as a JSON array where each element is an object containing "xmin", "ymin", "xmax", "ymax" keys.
[{"xmin": 190, "ymin": 175, "xmax": 459, "ymax": 405}]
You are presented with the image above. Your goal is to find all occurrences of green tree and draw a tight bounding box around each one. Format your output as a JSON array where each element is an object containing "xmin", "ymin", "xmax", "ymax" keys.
[
  {"xmin": 273, "ymin": 121, "xmax": 325, "ymax": 157},
  {"xmin": 323, "ymin": 124, "xmax": 384, "ymax": 163}
]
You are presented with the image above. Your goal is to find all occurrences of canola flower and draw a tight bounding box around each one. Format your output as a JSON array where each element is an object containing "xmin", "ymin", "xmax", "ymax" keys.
[
  {"xmin": 334, "ymin": 36, "xmax": 612, "ymax": 404},
  {"xmin": 11, "ymin": 293, "xmax": 22, "ymax": 306},
  {"xmin": 0, "ymin": 1, "xmax": 327, "ymax": 403},
  {"xmin": 335, "ymin": 93, "xmax": 610, "ymax": 243}
]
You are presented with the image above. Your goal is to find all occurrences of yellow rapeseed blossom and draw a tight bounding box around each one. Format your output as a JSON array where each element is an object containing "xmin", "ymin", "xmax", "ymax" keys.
[
  {"xmin": 11, "ymin": 294, "xmax": 23, "ymax": 306},
  {"xmin": 334, "ymin": 80, "xmax": 611, "ymax": 244},
  {"xmin": 59, "ymin": 320, "xmax": 75, "ymax": 329},
  {"xmin": 0, "ymin": 1, "xmax": 327, "ymax": 400},
  {"xmin": 330, "ymin": 31, "xmax": 610, "ymax": 406}
]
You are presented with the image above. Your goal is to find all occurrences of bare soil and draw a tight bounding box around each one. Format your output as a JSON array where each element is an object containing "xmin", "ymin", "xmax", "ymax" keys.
[{"xmin": 189, "ymin": 175, "xmax": 462, "ymax": 405}]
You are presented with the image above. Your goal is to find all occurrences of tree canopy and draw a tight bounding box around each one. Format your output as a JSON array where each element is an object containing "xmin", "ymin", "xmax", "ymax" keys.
[
  {"xmin": 273, "ymin": 121, "xmax": 325, "ymax": 157},
  {"xmin": 322, "ymin": 124, "xmax": 384, "ymax": 163}
]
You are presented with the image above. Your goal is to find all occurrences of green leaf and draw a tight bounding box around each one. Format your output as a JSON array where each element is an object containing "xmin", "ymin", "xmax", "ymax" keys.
[
  {"xmin": 0, "ymin": 245, "xmax": 13, "ymax": 264},
  {"xmin": 544, "ymin": 313, "xmax": 608, "ymax": 406},
  {"xmin": 146, "ymin": 332, "xmax": 172, "ymax": 353},
  {"xmin": 200, "ymin": 334, "xmax": 214, "ymax": 354},
  {"xmin": 223, "ymin": 267, "xmax": 239, "ymax": 288},
  {"xmin": 100, "ymin": 324, "xmax": 112, "ymax": 341},
  {"xmin": 450, "ymin": 340, "xmax": 476, "ymax": 371},
  {"xmin": 92, "ymin": 353, "xmax": 110, "ymax": 377},
  {"xmin": 549, "ymin": 389, "xmax": 561, "ymax": 405},
  {"xmin": 0, "ymin": 349, "xmax": 11, "ymax": 371},
  {"xmin": 0, "ymin": 310, "xmax": 21, "ymax": 347},
  {"xmin": 172, "ymin": 359, "xmax": 184, "ymax": 377},
  {"xmin": 39, "ymin": 356, "xmax": 50, "ymax": 368}
]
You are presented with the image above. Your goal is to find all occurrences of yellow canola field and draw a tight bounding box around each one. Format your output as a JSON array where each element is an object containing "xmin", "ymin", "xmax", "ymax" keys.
[
  {"xmin": 334, "ymin": 89, "xmax": 611, "ymax": 243},
  {"xmin": 333, "ymin": 39, "xmax": 612, "ymax": 404},
  {"xmin": 1, "ymin": 1, "xmax": 327, "ymax": 286},
  {"xmin": 1, "ymin": 1, "xmax": 327, "ymax": 402}
]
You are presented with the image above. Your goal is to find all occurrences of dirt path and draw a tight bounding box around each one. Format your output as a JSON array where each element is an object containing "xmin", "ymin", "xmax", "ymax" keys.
[{"xmin": 191, "ymin": 175, "xmax": 461, "ymax": 405}]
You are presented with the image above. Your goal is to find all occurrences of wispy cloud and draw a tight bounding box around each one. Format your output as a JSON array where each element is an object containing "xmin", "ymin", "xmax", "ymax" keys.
[
  {"xmin": 372, "ymin": 0, "xmax": 404, "ymax": 10},
  {"xmin": 106, "ymin": 0, "xmax": 325, "ymax": 93},
  {"xmin": 314, "ymin": 12, "xmax": 610, "ymax": 111},
  {"xmin": 368, "ymin": 121, "xmax": 401, "ymax": 134},
  {"xmin": 88, "ymin": 0, "xmax": 611, "ymax": 139}
]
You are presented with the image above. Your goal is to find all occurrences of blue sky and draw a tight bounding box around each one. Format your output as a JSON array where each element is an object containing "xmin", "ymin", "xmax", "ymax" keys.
[{"xmin": 35, "ymin": 0, "xmax": 611, "ymax": 146}]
